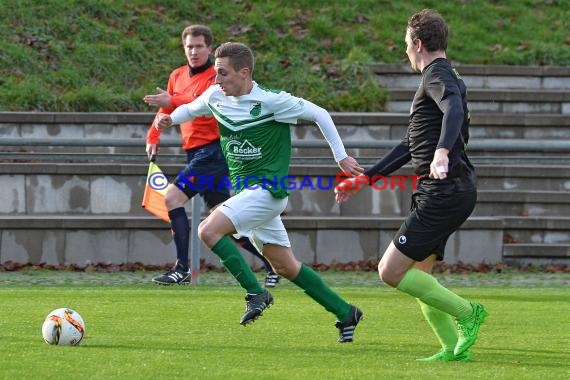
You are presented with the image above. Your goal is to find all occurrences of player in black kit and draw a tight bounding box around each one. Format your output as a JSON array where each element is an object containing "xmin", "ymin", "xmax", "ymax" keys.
[{"xmin": 335, "ymin": 9, "xmax": 488, "ymax": 362}]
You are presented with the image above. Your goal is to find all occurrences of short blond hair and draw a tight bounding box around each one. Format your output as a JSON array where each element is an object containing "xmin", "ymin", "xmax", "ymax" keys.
[{"xmin": 214, "ymin": 42, "xmax": 254, "ymax": 74}]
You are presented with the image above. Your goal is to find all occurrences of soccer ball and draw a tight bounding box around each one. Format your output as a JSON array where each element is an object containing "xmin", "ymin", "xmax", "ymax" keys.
[{"xmin": 41, "ymin": 308, "xmax": 86, "ymax": 346}]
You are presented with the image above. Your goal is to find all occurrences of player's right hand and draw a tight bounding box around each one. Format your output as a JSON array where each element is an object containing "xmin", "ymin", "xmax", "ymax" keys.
[
  {"xmin": 143, "ymin": 87, "xmax": 171, "ymax": 108},
  {"xmin": 338, "ymin": 156, "xmax": 364, "ymax": 176}
]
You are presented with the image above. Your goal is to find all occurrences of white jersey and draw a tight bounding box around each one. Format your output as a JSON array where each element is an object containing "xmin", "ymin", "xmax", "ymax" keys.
[{"xmin": 171, "ymin": 82, "xmax": 309, "ymax": 129}]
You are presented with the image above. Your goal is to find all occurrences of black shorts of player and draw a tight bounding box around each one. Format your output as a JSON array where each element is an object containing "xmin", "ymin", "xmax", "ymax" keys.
[
  {"xmin": 393, "ymin": 186, "xmax": 477, "ymax": 262},
  {"xmin": 172, "ymin": 140, "xmax": 231, "ymax": 210}
]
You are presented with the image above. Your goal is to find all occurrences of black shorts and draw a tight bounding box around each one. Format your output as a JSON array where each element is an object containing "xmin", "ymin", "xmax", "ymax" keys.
[
  {"xmin": 393, "ymin": 188, "xmax": 476, "ymax": 262},
  {"xmin": 172, "ymin": 141, "xmax": 231, "ymax": 209}
]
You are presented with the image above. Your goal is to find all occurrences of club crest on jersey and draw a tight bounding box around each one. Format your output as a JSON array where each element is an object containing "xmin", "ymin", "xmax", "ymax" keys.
[
  {"xmin": 250, "ymin": 102, "xmax": 261, "ymax": 117},
  {"xmin": 226, "ymin": 139, "xmax": 261, "ymax": 161}
]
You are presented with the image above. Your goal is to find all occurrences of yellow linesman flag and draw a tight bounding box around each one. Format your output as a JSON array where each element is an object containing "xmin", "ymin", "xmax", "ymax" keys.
[{"xmin": 142, "ymin": 161, "xmax": 170, "ymax": 222}]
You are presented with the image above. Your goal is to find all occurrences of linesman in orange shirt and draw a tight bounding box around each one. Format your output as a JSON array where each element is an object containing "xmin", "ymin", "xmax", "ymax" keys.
[{"xmin": 144, "ymin": 25, "xmax": 279, "ymax": 287}]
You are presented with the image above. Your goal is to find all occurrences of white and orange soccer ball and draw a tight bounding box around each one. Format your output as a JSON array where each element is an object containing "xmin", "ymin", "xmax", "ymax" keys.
[{"xmin": 41, "ymin": 308, "xmax": 86, "ymax": 346}]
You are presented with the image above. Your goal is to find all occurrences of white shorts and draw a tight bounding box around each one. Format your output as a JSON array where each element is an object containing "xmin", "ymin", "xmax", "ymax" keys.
[{"xmin": 218, "ymin": 188, "xmax": 290, "ymax": 248}]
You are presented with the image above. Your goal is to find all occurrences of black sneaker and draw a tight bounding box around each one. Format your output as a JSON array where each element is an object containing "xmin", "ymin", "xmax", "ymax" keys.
[
  {"xmin": 151, "ymin": 264, "xmax": 191, "ymax": 285},
  {"xmin": 335, "ymin": 305, "xmax": 363, "ymax": 343},
  {"xmin": 240, "ymin": 290, "xmax": 274, "ymax": 325},
  {"xmin": 264, "ymin": 273, "xmax": 280, "ymax": 288}
]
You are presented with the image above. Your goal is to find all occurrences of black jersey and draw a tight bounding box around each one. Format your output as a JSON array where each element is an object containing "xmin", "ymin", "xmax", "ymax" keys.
[
  {"xmin": 365, "ymin": 58, "xmax": 475, "ymax": 191},
  {"xmin": 409, "ymin": 58, "xmax": 472, "ymax": 177}
]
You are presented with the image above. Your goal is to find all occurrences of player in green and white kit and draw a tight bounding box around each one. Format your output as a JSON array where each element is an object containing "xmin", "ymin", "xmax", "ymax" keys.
[{"xmin": 156, "ymin": 42, "xmax": 364, "ymax": 343}]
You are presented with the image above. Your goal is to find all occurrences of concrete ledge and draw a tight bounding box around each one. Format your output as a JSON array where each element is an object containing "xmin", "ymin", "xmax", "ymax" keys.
[
  {"xmin": 503, "ymin": 216, "xmax": 570, "ymax": 229},
  {"xmin": 372, "ymin": 64, "xmax": 570, "ymax": 91},
  {"xmin": 503, "ymin": 244, "xmax": 570, "ymax": 258},
  {"xmin": 1, "ymin": 163, "xmax": 568, "ymax": 217},
  {"xmin": 502, "ymin": 217, "xmax": 570, "ymax": 246},
  {"xmin": 4, "ymin": 162, "xmax": 570, "ymax": 177},
  {"xmin": 2, "ymin": 111, "xmax": 569, "ymax": 126},
  {"xmin": 0, "ymin": 112, "xmax": 154, "ymax": 124},
  {"xmin": 1, "ymin": 162, "xmax": 153, "ymax": 175},
  {"xmin": 3, "ymin": 215, "xmax": 568, "ymax": 265},
  {"xmin": 389, "ymin": 88, "xmax": 570, "ymax": 102},
  {"xmin": 472, "ymin": 113, "xmax": 570, "ymax": 126},
  {"xmin": 1, "ymin": 111, "xmax": 410, "ymax": 125},
  {"xmin": 0, "ymin": 216, "xmax": 504, "ymax": 266},
  {"xmin": 3, "ymin": 112, "xmax": 570, "ymax": 151},
  {"xmin": 371, "ymin": 63, "xmax": 570, "ymax": 77},
  {"xmin": 283, "ymin": 216, "xmax": 504, "ymax": 230},
  {"xmin": 478, "ymin": 190, "xmax": 570, "ymax": 204},
  {"xmin": 1, "ymin": 215, "xmax": 166, "ymax": 229},
  {"xmin": 3, "ymin": 138, "xmax": 570, "ymax": 160},
  {"xmin": 502, "ymin": 242, "xmax": 570, "ymax": 268},
  {"xmin": 475, "ymin": 190, "xmax": 570, "ymax": 217},
  {"xmin": 0, "ymin": 215, "xmax": 503, "ymax": 229}
]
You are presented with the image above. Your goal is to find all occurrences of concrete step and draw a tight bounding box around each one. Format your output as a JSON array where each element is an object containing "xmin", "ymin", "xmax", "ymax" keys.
[
  {"xmin": 476, "ymin": 165, "xmax": 570, "ymax": 192},
  {"xmin": 504, "ymin": 243, "xmax": 570, "ymax": 257},
  {"xmin": 474, "ymin": 190, "xmax": 570, "ymax": 217},
  {"xmin": 503, "ymin": 244, "xmax": 570, "ymax": 266},
  {"xmin": 387, "ymin": 88, "xmax": 570, "ymax": 114},
  {"xmin": 3, "ymin": 215, "xmax": 569, "ymax": 266},
  {"xmin": 0, "ymin": 215, "xmax": 505, "ymax": 266},
  {"xmin": 2, "ymin": 113, "xmax": 570, "ymax": 153},
  {"xmin": 372, "ymin": 63, "xmax": 570, "ymax": 90},
  {"xmin": 1, "ymin": 163, "xmax": 568, "ymax": 217},
  {"xmin": 503, "ymin": 217, "xmax": 570, "ymax": 245},
  {"xmin": 375, "ymin": 63, "xmax": 570, "ymax": 115},
  {"xmin": 2, "ymin": 151, "xmax": 568, "ymax": 167}
]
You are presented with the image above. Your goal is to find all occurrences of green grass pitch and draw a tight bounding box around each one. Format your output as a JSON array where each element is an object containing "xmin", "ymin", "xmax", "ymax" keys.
[{"xmin": 1, "ymin": 271, "xmax": 569, "ymax": 379}]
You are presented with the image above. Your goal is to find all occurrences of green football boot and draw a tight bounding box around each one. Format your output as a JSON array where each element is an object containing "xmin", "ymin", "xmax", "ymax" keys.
[
  {"xmin": 416, "ymin": 349, "xmax": 472, "ymax": 362},
  {"xmin": 455, "ymin": 302, "xmax": 488, "ymax": 355}
]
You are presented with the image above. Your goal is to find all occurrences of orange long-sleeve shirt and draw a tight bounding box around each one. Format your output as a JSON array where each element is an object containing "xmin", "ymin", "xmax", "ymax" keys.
[{"xmin": 146, "ymin": 63, "xmax": 219, "ymax": 150}]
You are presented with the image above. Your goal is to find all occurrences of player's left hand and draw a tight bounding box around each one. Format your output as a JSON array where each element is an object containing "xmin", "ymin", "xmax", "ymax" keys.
[
  {"xmin": 338, "ymin": 156, "xmax": 364, "ymax": 177},
  {"xmin": 334, "ymin": 175, "xmax": 368, "ymax": 203},
  {"xmin": 155, "ymin": 113, "xmax": 172, "ymax": 131},
  {"xmin": 429, "ymin": 148, "xmax": 449, "ymax": 180},
  {"xmin": 146, "ymin": 143, "xmax": 159, "ymax": 160}
]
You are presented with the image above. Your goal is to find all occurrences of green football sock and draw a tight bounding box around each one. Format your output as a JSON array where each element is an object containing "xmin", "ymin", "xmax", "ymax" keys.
[
  {"xmin": 211, "ymin": 236, "xmax": 264, "ymax": 295},
  {"xmin": 291, "ymin": 264, "xmax": 351, "ymax": 320},
  {"xmin": 418, "ymin": 299, "xmax": 458, "ymax": 352},
  {"xmin": 397, "ymin": 268, "xmax": 472, "ymax": 319}
]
